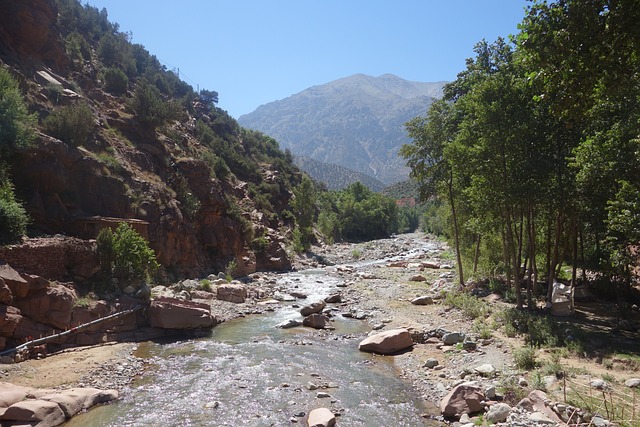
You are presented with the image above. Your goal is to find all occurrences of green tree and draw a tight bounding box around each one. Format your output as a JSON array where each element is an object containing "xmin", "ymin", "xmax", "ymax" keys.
[
  {"xmin": 43, "ymin": 102, "xmax": 95, "ymax": 146},
  {"xmin": 291, "ymin": 176, "xmax": 316, "ymax": 252},
  {"xmin": 0, "ymin": 67, "xmax": 36, "ymax": 156},
  {"xmin": 0, "ymin": 176, "xmax": 28, "ymax": 245},
  {"xmin": 103, "ymin": 67, "xmax": 129, "ymax": 95},
  {"xmin": 0, "ymin": 67, "xmax": 35, "ymax": 244},
  {"xmin": 130, "ymin": 80, "xmax": 174, "ymax": 128},
  {"xmin": 401, "ymin": 99, "xmax": 466, "ymax": 287},
  {"xmin": 96, "ymin": 223, "xmax": 159, "ymax": 287}
]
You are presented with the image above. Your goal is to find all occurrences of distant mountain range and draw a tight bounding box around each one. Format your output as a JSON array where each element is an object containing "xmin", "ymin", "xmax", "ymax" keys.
[
  {"xmin": 239, "ymin": 74, "xmax": 446, "ymax": 187},
  {"xmin": 293, "ymin": 156, "xmax": 386, "ymax": 192}
]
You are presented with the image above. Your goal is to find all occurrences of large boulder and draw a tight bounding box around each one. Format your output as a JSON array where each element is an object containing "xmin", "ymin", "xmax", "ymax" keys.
[
  {"xmin": 40, "ymin": 388, "xmax": 118, "ymax": 418},
  {"xmin": 14, "ymin": 283, "xmax": 76, "ymax": 330},
  {"xmin": 0, "ymin": 305, "xmax": 25, "ymax": 338},
  {"xmin": 517, "ymin": 390, "xmax": 562, "ymax": 424},
  {"xmin": 0, "ymin": 263, "xmax": 28, "ymax": 298},
  {"xmin": 0, "ymin": 399, "xmax": 66, "ymax": 427},
  {"xmin": 358, "ymin": 328, "xmax": 413, "ymax": 355},
  {"xmin": 300, "ymin": 301, "xmax": 326, "ymax": 316},
  {"xmin": 0, "ymin": 279, "xmax": 12, "ymax": 305},
  {"xmin": 0, "ymin": 382, "xmax": 31, "ymax": 408},
  {"xmin": 216, "ymin": 283, "xmax": 247, "ymax": 303},
  {"xmin": 149, "ymin": 297, "xmax": 216, "ymax": 329},
  {"xmin": 440, "ymin": 382, "xmax": 485, "ymax": 418},
  {"xmin": 306, "ymin": 407, "xmax": 336, "ymax": 427},
  {"xmin": 303, "ymin": 313, "xmax": 328, "ymax": 329}
]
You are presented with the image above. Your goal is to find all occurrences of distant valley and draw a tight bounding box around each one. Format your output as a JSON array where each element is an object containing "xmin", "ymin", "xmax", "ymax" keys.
[{"xmin": 239, "ymin": 74, "xmax": 446, "ymax": 188}]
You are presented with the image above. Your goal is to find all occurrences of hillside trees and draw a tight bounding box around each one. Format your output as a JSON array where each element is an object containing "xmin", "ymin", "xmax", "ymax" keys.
[
  {"xmin": 0, "ymin": 67, "xmax": 35, "ymax": 244},
  {"xmin": 402, "ymin": 0, "xmax": 640, "ymax": 306}
]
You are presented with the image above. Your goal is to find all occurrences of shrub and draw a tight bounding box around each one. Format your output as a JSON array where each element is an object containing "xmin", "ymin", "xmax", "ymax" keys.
[
  {"xmin": 0, "ymin": 178, "xmax": 28, "ymax": 245},
  {"xmin": 443, "ymin": 290, "xmax": 491, "ymax": 319},
  {"xmin": 497, "ymin": 308, "xmax": 559, "ymax": 347},
  {"xmin": 199, "ymin": 279, "xmax": 212, "ymax": 292},
  {"xmin": 292, "ymin": 227, "xmax": 310, "ymax": 253},
  {"xmin": 44, "ymin": 103, "xmax": 95, "ymax": 146},
  {"xmin": 103, "ymin": 67, "xmax": 128, "ymax": 95},
  {"xmin": 225, "ymin": 259, "xmax": 238, "ymax": 280},
  {"xmin": 96, "ymin": 223, "xmax": 159, "ymax": 287},
  {"xmin": 472, "ymin": 319, "xmax": 493, "ymax": 339},
  {"xmin": 252, "ymin": 236, "xmax": 269, "ymax": 253},
  {"xmin": 513, "ymin": 345, "xmax": 537, "ymax": 370}
]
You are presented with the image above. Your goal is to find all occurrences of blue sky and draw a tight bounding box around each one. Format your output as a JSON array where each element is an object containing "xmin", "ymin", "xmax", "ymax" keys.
[{"xmin": 83, "ymin": 1, "xmax": 530, "ymax": 118}]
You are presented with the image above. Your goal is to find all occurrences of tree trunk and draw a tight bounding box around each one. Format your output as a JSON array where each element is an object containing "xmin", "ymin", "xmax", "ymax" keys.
[
  {"xmin": 473, "ymin": 234, "xmax": 481, "ymax": 275},
  {"xmin": 448, "ymin": 178, "xmax": 464, "ymax": 288},
  {"xmin": 505, "ymin": 209, "xmax": 523, "ymax": 309},
  {"xmin": 529, "ymin": 207, "xmax": 539, "ymax": 297},
  {"xmin": 547, "ymin": 211, "xmax": 563, "ymax": 301}
]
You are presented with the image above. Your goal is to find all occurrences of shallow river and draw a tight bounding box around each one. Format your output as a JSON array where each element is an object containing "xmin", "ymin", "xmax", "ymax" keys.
[{"xmin": 69, "ymin": 240, "xmax": 443, "ymax": 426}]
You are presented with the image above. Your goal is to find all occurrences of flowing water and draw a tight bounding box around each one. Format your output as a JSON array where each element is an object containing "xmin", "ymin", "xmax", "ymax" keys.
[{"xmin": 68, "ymin": 239, "xmax": 443, "ymax": 426}]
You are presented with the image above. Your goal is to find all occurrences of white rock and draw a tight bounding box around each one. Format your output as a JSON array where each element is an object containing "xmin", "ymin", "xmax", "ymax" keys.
[
  {"xmin": 485, "ymin": 402, "xmax": 511, "ymax": 423},
  {"xmin": 529, "ymin": 411, "xmax": 556, "ymax": 424},
  {"xmin": 307, "ymin": 407, "xmax": 335, "ymax": 427},
  {"xmin": 625, "ymin": 378, "xmax": 640, "ymax": 388},
  {"xmin": 473, "ymin": 363, "xmax": 496, "ymax": 377}
]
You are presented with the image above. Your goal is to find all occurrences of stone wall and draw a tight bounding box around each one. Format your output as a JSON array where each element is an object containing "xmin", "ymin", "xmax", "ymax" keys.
[{"xmin": 0, "ymin": 236, "xmax": 98, "ymax": 282}]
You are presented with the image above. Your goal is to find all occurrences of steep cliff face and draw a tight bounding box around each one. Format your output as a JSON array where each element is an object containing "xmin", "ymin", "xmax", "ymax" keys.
[
  {"xmin": 0, "ymin": 0, "xmax": 69, "ymax": 71},
  {"xmin": 1, "ymin": 0, "xmax": 298, "ymax": 280}
]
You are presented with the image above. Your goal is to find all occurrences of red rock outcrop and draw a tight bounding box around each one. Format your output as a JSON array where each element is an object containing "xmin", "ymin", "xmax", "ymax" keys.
[
  {"xmin": 149, "ymin": 297, "xmax": 216, "ymax": 329},
  {"xmin": 0, "ymin": 0, "xmax": 69, "ymax": 72},
  {"xmin": 14, "ymin": 283, "xmax": 77, "ymax": 330}
]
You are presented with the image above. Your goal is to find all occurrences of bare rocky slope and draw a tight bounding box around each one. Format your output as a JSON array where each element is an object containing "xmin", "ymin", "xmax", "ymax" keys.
[{"xmin": 239, "ymin": 73, "xmax": 446, "ymax": 186}]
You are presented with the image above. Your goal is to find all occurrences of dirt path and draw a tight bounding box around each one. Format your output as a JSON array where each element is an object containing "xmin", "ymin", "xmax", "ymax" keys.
[{"xmin": 0, "ymin": 342, "xmax": 138, "ymax": 389}]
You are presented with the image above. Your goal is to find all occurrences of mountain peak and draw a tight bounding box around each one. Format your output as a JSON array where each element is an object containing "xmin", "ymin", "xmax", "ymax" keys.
[{"xmin": 239, "ymin": 74, "xmax": 446, "ymax": 186}]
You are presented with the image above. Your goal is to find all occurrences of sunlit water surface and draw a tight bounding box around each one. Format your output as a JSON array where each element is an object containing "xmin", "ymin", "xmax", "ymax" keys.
[{"xmin": 68, "ymin": 239, "xmax": 443, "ymax": 426}]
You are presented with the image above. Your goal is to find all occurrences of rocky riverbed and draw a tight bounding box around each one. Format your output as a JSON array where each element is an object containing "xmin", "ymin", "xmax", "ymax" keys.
[{"xmin": 3, "ymin": 232, "xmax": 639, "ymax": 426}]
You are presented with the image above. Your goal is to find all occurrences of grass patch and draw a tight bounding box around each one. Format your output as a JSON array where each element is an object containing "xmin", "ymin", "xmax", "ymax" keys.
[
  {"xmin": 513, "ymin": 345, "xmax": 537, "ymax": 370},
  {"xmin": 199, "ymin": 279, "xmax": 212, "ymax": 292},
  {"xmin": 472, "ymin": 319, "xmax": 493, "ymax": 339},
  {"xmin": 443, "ymin": 290, "xmax": 491, "ymax": 319},
  {"xmin": 73, "ymin": 295, "xmax": 94, "ymax": 308}
]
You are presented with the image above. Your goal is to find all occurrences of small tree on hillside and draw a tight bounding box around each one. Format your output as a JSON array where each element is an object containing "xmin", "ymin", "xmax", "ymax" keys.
[{"xmin": 96, "ymin": 222, "xmax": 159, "ymax": 288}]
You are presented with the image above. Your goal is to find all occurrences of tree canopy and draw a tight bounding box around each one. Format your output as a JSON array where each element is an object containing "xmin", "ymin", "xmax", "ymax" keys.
[{"xmin": 402, "ymin": 0, "xmax": 640, "ymax": 307}]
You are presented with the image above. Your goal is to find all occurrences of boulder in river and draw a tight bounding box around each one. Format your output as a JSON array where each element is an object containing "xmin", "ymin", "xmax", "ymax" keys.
[
  {"xmin": 358, "ymin": 328, "xmax": 413, "ymax": 355},
  {"xmin": 300, "ymin": 301, "xmax": 326, "ymax": 316},
  {"xmin": 277, "ymin": 318, "xmax": 302, "ymax": 329},
  {"xmin": 324, "ymin": 293, "xmax": 341, "ymax": 303},
  {"xmin": 303, "ymin": 313, "xmax": 329, "ymax": 329}
]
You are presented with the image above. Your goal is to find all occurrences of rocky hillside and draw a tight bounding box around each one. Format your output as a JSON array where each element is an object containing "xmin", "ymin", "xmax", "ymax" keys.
[
  {"xmin": 238, "ymin": 73, "xmax": 445, "ymax": 186},
  {"xmin": 293, "ymin": 156, "xmax": 385, "ymax": 191},
  {"xmin": 0, "ymin": 0, "xmax": 304, "ymax": 279}
]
